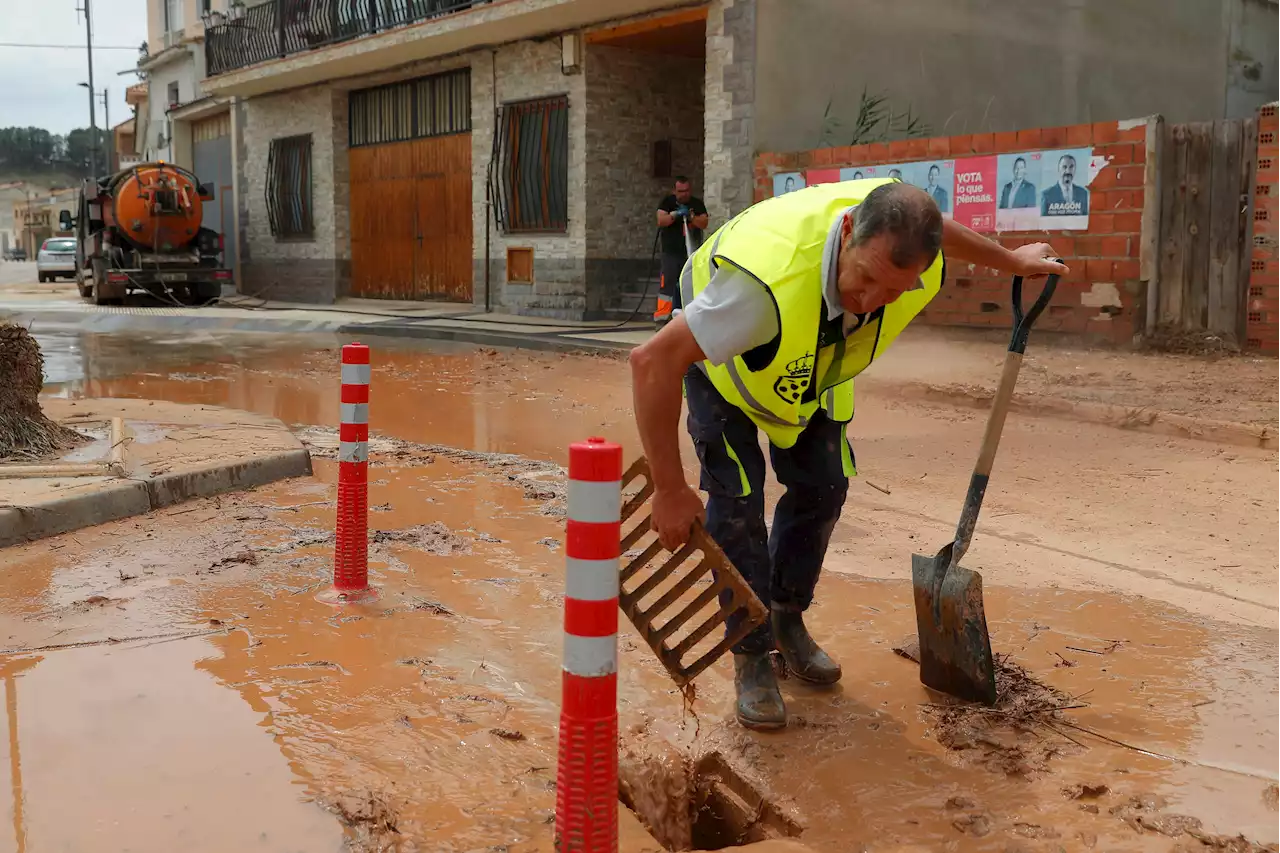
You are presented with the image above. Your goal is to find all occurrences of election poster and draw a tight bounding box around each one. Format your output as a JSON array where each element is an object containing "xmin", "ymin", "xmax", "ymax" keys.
[
  {"xmin": 768, "ymin": 148, "xmax": 1102, "ymax": 232},
  {"xmin": 910, "ymin": 161, "xmax": 955, "ymax": 219},
  {"xmin": 805, "ymin": 168, "xmax": 841, "ymax": 185},
  {"xmin": 773, "ymin": 172, "xmax": 805, "ymax": 196},
  {"xmin": 1035, "ymin": 148, "xmax": 1092, "ymax": 230},
  {"xmin": 839, "ymin": 164, "xmax": 914, "ymax": 183},
  {"xmin": 995, "ymin": 152, "xmax": 1044, "ymax": 232},
  {"xmin": 952, "ymin": 156, "xmax": 997, "ymax": 233}
]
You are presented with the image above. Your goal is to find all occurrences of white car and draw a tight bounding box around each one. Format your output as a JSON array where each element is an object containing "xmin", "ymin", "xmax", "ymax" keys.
[{"xmin": 37, "ymin": 237, "xmax": 78, "ymax": 282}]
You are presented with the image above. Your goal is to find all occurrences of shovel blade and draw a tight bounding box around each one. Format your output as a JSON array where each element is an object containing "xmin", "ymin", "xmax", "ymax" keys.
[{"xmin": 911, "ymin": 552, "xmax": 997, "ymax": 705}]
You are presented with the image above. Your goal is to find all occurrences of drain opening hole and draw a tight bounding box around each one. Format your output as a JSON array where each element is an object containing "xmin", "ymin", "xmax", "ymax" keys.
[{"xmin": 620, "ymin": 742, "xmax": 802, "ymax": 851}]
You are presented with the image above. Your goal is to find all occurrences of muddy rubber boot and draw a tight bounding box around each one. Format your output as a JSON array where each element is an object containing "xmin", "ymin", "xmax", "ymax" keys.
[
  {"xmin": 733, "ymin": 652, "xmax": 787, "ymax": 730},
  {"xmin": 771, "ymin": 607, "xmax": 842, "ymax": 685}
]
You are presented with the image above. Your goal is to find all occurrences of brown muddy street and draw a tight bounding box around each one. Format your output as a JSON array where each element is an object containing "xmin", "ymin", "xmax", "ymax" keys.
[{"xmin": 2, "ymin": 329, "xmax": 1276, "ymax": 852}]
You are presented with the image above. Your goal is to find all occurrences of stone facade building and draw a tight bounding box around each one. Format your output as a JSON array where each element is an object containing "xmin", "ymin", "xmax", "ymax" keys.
[
  {"xmin": 196, "ymin": 0, "xmax": 1277, "ymax": 319},
  {"xmin": 202, "ymin": 0, "xmax": 751, "ymax": 317}
]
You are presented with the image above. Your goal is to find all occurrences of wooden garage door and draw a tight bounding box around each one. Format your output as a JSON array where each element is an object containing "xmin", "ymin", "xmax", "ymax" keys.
[{"xmin": 349, "ymin": 69, "xmax": 472, "ymax": 301}]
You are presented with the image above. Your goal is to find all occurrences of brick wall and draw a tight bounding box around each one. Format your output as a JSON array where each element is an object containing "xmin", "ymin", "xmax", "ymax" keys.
[
  {"xmin": 1248, "ymin": 103, "xmax": 1279, "ymax": 354},
  {"xmin": 754, "ymin": 119, "xmax": 1154, "ymax": 345}
]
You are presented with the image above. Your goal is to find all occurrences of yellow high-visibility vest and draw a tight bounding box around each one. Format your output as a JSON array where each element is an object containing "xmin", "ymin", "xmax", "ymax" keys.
[{"xmin": 681, "ymin": 178, "xmax": 944, "ymax": 448}]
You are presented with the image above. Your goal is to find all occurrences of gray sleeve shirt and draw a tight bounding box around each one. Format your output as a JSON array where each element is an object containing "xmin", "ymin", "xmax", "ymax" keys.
[{"xmin": 682, "ymin": 262, "xmax": 780, "ymax": 366}]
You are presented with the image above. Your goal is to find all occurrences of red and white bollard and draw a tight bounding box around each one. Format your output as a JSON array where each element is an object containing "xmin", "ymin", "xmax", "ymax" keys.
[
  {"xmin": 320, "ymin": 341, "xmax": 376, "ymax": 604},
  {"xmin": 555, "ymin": 437, "xmax": 622, "ymax": 853}
]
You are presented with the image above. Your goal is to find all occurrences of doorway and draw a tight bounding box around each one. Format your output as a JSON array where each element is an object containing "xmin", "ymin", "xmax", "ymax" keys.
[{"xmin": 582, "ymin": 9, "xmax": 707, "ymax": 320}]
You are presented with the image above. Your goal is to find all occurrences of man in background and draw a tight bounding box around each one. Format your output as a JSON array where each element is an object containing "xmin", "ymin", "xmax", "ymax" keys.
[{"xmin": 654, "ymin": 176, "xmax": 710, "ymax": 324}]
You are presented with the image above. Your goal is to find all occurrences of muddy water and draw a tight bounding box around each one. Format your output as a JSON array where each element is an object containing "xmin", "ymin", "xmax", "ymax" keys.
[
  {"xmin": 0, "ymin": 644, "xmax": 342, "ymax": 852},
  {"xmin": 686, "ymin": 580, "xmax": 1279, "ymax": 852},
  {"xmin": 44, "ymin": 330, "xmax": 638, "ymax": 468},
  {"xmin": 42, "ymin": 330, "xmax": 1277, "ymax": 627},
  {"xmin": 6, "ymin": 330, "xmax": 1275, "ymax": 851}
]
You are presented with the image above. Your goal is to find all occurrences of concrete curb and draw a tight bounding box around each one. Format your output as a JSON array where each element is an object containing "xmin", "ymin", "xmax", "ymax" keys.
[
  {"xmin": 0, "ymin": 448, "xmax": 314, "ymax": 548},
  {"xmin": 880, "ymin": 380, "xmax": 1278, "ymax": 451},
  {"xmin": 147, "ymin": 448, "xmax": 314, "ymax": 508},
  {"xmin": 0, "ymin": 479, "xmax": 153, "ymax": 547}
]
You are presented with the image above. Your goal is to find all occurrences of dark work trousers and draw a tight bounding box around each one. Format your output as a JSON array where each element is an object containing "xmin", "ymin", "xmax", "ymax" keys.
[
  {"xmin": 659, "ymin": 253, "xmax": 686, "ymax": 312},
  {"xmin": 684, "ymin": 366, "xmax": 853, "ymax": 655}
]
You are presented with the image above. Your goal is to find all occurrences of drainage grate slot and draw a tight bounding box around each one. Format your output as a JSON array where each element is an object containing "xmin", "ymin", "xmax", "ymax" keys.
[{"xmin": 620, "ymin": 738, "xmax": 804, "ymax": 851}]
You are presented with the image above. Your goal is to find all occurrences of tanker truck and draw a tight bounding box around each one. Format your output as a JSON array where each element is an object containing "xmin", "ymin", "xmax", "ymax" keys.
[{"xmin": 59, "ymin": 162, "xmax": 232, "ymax": 305}]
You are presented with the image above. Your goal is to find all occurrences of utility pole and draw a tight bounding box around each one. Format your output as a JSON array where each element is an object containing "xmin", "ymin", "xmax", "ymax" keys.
[
  {"xmin": 101, "ymin": 88, "xmax": 111, "ymax": 172},
  {"xmin": 78, "ymin": 0, "xmax": 99, "ymax": 177}
]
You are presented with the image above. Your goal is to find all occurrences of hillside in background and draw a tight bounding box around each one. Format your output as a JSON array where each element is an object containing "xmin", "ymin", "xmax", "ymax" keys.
[
  {"xmin": 0, "ymin": 167, "xmax": 87, "ymax": 193},
  {"xmin": 0, "ymin": 126, "xmax": 113, "ymax": 192}
]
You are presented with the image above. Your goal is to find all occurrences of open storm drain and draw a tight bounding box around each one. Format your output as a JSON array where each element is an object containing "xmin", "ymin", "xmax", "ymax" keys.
[{"xmin": 620, "ymin": 740, "xmax": 804, "ymax": 851}]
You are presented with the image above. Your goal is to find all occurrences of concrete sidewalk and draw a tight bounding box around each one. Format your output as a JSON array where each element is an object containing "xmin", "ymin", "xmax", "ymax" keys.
[{"xmin": 0, "ymin": 398, "xmax": 312, "ymax": 546}]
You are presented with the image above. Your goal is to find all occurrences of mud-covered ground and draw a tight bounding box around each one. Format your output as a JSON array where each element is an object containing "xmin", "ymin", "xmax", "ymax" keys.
[
  {"xmin": 1, "ymin": 329, "xmax": 1275, "ymax": 853},
  {"xmin": 863, "ymin": 326, "xmax": 1279, "ymax": 429}
]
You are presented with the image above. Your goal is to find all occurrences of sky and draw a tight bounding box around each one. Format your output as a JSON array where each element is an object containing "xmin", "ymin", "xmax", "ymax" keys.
[{"xmin": 0, "ymin": 0, "xmax": 148, "ymax": 135}]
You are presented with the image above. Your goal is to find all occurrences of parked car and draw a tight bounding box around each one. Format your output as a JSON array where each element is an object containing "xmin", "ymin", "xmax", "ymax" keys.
[
  {"xmin": 37, "ymin": 237, "xmax": 77, "ymax": 282},
  {"xmin": 2, "ymin": 246, "xmax": 26, "ymax": 261}
]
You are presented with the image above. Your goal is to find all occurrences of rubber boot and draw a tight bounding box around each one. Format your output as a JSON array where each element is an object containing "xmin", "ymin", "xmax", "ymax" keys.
[
  {"xmin": 771, "ymin": 607, "xmax": 842, "ymax": 685},
  {"xmin": 733, "ymin": 652, "xmax": 787, "ymax": 730}
]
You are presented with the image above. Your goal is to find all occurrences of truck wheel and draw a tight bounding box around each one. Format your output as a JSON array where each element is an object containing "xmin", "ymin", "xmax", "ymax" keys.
[{"xmin": 37, "ymin": 273, "xmax": 47, "ymax": 283}]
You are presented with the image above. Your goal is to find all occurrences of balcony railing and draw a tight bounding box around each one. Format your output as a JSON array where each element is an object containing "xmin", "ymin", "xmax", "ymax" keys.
[{"xmin": 206, "ymin": 0, "xmax": 491, "ymax": 77}]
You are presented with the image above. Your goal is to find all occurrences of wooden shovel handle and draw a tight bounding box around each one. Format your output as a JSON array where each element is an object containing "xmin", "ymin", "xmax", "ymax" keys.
[{"xmin": 950, "ymin": 268, "xmax": 1062, "ymax": 564}]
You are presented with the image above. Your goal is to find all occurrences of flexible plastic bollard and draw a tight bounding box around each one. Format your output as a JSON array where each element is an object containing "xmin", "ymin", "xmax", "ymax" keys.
[
  {"xmin": 319, "ymin": 341, "xmax": 376, "ymax": 604},
  {"xmin": 555, "ymin": 437, "xmax": 622, "ymax": 853}
]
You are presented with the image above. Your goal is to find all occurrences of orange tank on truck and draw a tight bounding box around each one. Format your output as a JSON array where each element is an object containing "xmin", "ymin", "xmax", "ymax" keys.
[{"xmin": 103, "ymin": 162, "xmax": 212, "ymax": 253}]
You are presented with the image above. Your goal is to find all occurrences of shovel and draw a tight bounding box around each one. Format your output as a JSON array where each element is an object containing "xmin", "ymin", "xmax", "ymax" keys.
[{"xmin": 911, "ymin": 267, "xmax": 1061, "ymax": 705}]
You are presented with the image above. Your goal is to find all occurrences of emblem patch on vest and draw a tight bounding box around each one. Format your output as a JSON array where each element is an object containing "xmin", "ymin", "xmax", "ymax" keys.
[{"xmin": 773, "ymin": 353, "xmax": 814, "ymax": 404}]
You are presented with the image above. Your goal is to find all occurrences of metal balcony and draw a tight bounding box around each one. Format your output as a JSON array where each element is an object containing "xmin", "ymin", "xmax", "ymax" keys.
[{"xmin": 205, "ymin": 0, "xmax": 491, "ymax": 77}]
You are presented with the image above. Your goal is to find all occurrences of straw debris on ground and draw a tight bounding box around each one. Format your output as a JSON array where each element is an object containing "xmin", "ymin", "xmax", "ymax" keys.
[
  {"xmin": 895, "ymin": 640, "xmax": 1086, "ymax": 776},
  {"xmin": 370, "ymin": 522, "xmax": 472, "ymax": 556},
  {"xmin": 321, "ymin": 790, "xmax": 401, "ymax": 852},
  {"xmin": 0, "ymin": 323, "xmax": 88, "ymax": 461},
  {"xmin": 1145, "ymin": 324, "xmax": 1240, "ymax": 356}
]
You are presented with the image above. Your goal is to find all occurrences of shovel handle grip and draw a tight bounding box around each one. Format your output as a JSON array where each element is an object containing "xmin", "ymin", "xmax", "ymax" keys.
[{"xmin": 1009, "ymin": 264, "xmax": 1062, "ymax": 354}]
